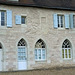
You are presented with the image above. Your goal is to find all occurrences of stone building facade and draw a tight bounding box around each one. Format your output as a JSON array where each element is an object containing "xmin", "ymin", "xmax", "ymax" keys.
[{"xmin": 0, "ymin": 0, "xmax": 75, "ymax": 71}]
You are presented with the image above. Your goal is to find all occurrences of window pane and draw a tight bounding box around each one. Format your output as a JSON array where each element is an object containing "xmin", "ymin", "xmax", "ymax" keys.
[
  {"xmin": 73, "ymin": 16, "xmax": 75, "ymax": 28},
  {"xmin": 69, "ymin": 54, "xmax": 71, "ymax": 58},
  {"xmin": 62, "ymin": 54, "xmax": 64, "ymax": 58},
  {"xmin": 18, "ymin": 56, "xmax": 21, "ymax": 60},
  {"xmin": 68, "ymin": 49, "xmax": 71, "ymax": 58},
  {"xmin": 62, "ymin": 49, "xmax": 64, "ymax": 54},
  {"xmin": 35, "ymin": 49, "xmax": 37, "ymax": 59},
  {"xmin": 65, "ymin": 49, "xmax": 67, "ymax": 58},
  {"xmin": 62, "ymin": 49, "xmax": 64, "ymax": 58},
  {"xmin": 1, "ymin": 11, "xmax": 5, "ymax": 26},
  {"xmin": 42, "ymin": 49, "xmax": 45, "ymax": 59},
  {"xmin": 68, "ymin": 49, "xmax": 71, "ymax": 54},
  {"xmin": 38, "ymin": 49, "xmax": 41, "ymax": 59},
  {"xmin": 42, "ymin": 54, "xmax": 45, "ymax": 59},
  {"xmin": 21, "ymin": 17, "xmax": 25, "ymax": 24},
  {"xmin": 65, "ymin": 49, "xmax": 67, "ymax": 54},
  {"xmin": 58, "ymin": 15, "xmax": 63, "ymax": 28},
  {"xmin": 18, "ymin": 47, "xmax": 26, "ymax": 61},
  {"xmin": 65, "ymin": 54, "xmax": 67, "ymax": 58}
]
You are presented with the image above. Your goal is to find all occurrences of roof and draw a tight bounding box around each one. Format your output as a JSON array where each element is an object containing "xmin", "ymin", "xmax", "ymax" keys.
[{"xmin": 0, "ymin": 0, "xmax": 75, "ymax": 10}]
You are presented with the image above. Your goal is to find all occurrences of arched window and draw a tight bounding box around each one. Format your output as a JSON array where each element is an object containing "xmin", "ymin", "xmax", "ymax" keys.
[
  {"xmin": 35, "ymin": 39, "xmax": 46, "ymax": 60},
  {"xmin": 0, "ymin": 43, "xmax": 2, "ymax": 49},
  {"xmin": 62, "ymin": 39, "xmax": 72, "ymax": 59},
  {"xmin": 17, "ymin": 38, "xmax": 27, "ymax": 70},
  {"xmin": 18, "ymin": 38, "xmax": 26, "ymax": 61},
  {"xmin": 0, "ymin": 43, "xmax": 3, "ymax": 71}
]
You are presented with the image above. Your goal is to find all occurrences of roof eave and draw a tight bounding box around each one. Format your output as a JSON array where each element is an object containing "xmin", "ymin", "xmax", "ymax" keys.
[{"xmin": 0, "ymin": 1, "xmax": 75, "ymax": 11}]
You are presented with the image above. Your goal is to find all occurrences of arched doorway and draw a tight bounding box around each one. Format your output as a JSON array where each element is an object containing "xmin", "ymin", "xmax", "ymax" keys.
[
  {"xmin": 17, "ymin": 38, "xmax": 27, "ymax": 70},
  {"xmin": 0, "ymin": 43, "xmax": 3, "ymax": 71}
]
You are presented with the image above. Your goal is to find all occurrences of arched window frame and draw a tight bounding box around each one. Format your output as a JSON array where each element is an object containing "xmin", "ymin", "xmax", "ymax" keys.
[
  {"xmin": 17, "ymin": 38, "xmax": 27, "ymax": 61},
  {"xmin": 35, "ymin": 39, "xmax": 46, "ymax": 61},
  {"xmin": 0, "ymin": 42, "xmax": 3, "ymax": 71},
  {"xmin": 62, "ymin": 39, "xmax": 72, "ymax": 60}
]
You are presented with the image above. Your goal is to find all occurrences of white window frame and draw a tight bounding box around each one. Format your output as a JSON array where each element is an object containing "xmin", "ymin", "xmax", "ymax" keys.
[
  {"xmin": 73, "ymin": 15, "xmax": 75, "ymax": 28},
  {"xmin": 21, "ymin": 16, "xmax": 26, "ymax": 25},
  {"xmin": 18, "ymin": 46, "xmax": 27, "ymax": 62},
  {"xmin": 0, "ymin": 11, "xmax": 6, "ymax": 27},
  {"xmin": 57, "ymin": 15, "xmax": 64, "ymax": 28},
  {"xmin": 35, "ymin": 48, "xmax": 46, "ymax": 61},
  {"xmin": 62, "ymin": 48, "xmax": 72, "ymax": 60}
]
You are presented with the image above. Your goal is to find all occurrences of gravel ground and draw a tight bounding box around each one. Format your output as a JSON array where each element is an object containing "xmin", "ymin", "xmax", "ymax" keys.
[{"xmin": 0, "ymin": 66, "xmax": 75, "ymax": 75}]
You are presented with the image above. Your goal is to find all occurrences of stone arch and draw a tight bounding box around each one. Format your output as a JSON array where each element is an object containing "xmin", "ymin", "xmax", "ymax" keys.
[{"xmin": 0, "ymin": 42, "xmax": 3, "ymax": 71}]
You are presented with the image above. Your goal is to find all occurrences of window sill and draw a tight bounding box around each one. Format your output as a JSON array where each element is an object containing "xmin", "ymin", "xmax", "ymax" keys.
[
  {"xmin": 70, "ymin": 28, "xmax": 75, "ymax": 30},
  {"xmin": 58, "ymin": 28, "xmax": 65, "ymax": 30},
  {"xmin": 0, "ymin": 26, "xmax": 6, "ymax": 29},
  {"xmin": 62, "ymin": 58, "xmax": 72, "ymax": 60},
  {"xmin": 35, "ymin": 59, "xmax": 46, "ymax": 62},
  {"xmin": 21, "ymin": 24, "xmax": 27, "ymax": 27}
]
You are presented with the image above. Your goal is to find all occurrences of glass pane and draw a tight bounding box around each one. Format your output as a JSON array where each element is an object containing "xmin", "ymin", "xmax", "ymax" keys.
[
  {"xmin": 35, "ymin": 49, "xmax": 37, "ymax": 59},
  {"xmin": 1, "ymin": 11, "xmax": 5, "ymax": 26},
  {"xmin": 42, "ymin": 49, "xmax": 45, "ymax": 59},
  {"xmin": 21, "ymin": 17, "xmax": 25, "ymax": 24},
  {"xmin": 18, "ymin": 56, "xmax": 21, "ymax": 60},
  {"xmin": 62, "ymin": 54, "xmax": 64, "ymax": 58},
  {"xmin": 68, "ymin": 49, "xmax": 71, "ymax": 54},
  {"xmin": 18, "ymin": 47, "xmax": 26, "ymax": 61},
  {"xmin": 35, "ymin": 49, "xmax": 37, "ymax": 54},
  {"xmin": 62, "ymin": 49, "xmax": 64, "ymax": 54},
  {"xmin": 18, "ymin": 52, "xmax": 21, "ymax": 56},
  {"xmin": 24, "ymin": 56, "xmax": 26, "ymax": 60},
  {"xmin": 42, "ymin": 49, "xmax": 45, "ymax": 54},
  {"xmin": 23, "ymin": 52, "xmax": 26, "ymax": 56},
  {"xmin": 65, "ymin": 54, "xmax": 67, "ymax": 58},
  {"xmin": 38, "ymin": 49, "xmax": 41, "ymax": 54},
  {"xmin": 65, "ymin": 49, "xmax": 67, "ymax": 54},
  {"xmin": 38, "ymin": 49, "xmax": 41, "ymax": 59},
  {"xmin": 69, "ymin": 54, "xmax": 71, "ymax": 58},
  {"xmin": 65, "ymin": 49, "xmax": 67, "ymax": 58},
  {"xmin": 73, "ymin": 16, "xmax": 75, "ymax": 28},
  {"xmin": 42, "ymin": 54, "xmax": 45, "ymax": 59}
]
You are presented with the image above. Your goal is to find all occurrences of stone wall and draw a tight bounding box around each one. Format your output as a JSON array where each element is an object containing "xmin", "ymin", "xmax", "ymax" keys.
[{"xmin": 0, "ymin": 4, "xmax": 75, "ymax": 71}]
